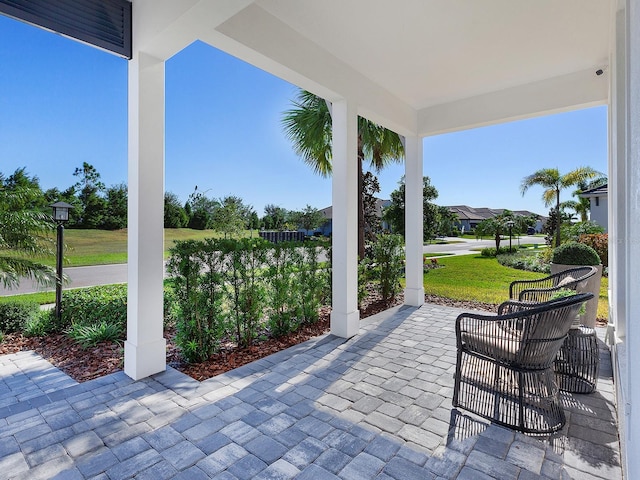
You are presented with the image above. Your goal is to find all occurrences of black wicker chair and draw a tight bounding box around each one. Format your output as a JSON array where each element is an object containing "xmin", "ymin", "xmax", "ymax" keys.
[
  {"xmin": 508, "ymin": 266, "xmax": 598, "ymax": 303},
  {"xmin": 508, "ymin": 266, "xmax": 600, "ymax": 393},
  {"xmin": 452, "ymin": 292, "xmax": 594, "ymax": 434}
]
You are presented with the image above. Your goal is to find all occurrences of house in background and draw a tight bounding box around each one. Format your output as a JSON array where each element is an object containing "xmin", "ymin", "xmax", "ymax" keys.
[
  {"xmin": 447, "ymin": 205, "xmax": 544, "ymax": 233},
  {"xmin": 580, "ymin": 183, "xmax": 608, "ymax": 232}
]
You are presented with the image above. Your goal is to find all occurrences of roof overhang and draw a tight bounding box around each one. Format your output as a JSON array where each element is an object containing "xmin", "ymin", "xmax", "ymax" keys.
[
  {"xmin": 135, "ymin": 0, "xmax": 615, "ymax": 135},
  {"xmin": 0, "ymin": 0, "xmax": 132, "ymax": 58}
]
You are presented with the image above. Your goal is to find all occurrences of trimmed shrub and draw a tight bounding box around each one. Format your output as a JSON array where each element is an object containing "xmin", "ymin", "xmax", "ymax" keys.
[
  {"xmin": 222, "ymin": 238, "xmax": 269, "ymax": 347},
  {"xmin": 497, "ymin": 251, "xmax": 551, "ymax": 273},
  {"xmin": 23, "ymin": 310, "xmax": 56, "ymax": 337},
  {"xmin": 266, "ymin": 243, "xmax": 300, "ymax": 337},
  {"xmin": 371, "ymin": 234, "xmax": 405, "ymax": 304},
  {"xmin": 167, "ymin": 239, "xmax": 227, "ymax": 363},
  {"xmin": 296, "ymin": 243, "xmax": 328, "ymax": 324},
  {"xmin": 0, "ymin": 301, "xmax": 39, "ymax": 333},
  {"xmin": 60, "ymin": 284, "xmax": 127, "ymax": 333},
  {"xmin": 168, "ymin": 237, "xmax": 328, "ymax": 362},
  {"xmin": 579, "ymin": 233, "xmax": 608, "ymax": 268},
  {"xmin": 552, "ymin": 241, "xmax": 601, "ymax": 266},
  {"xmin": 358, "ymin": 258, "xmax": 376, "ymax": 308},
  {"xmin": 480, "ymin": 246, "xmax": 515, "ymax": 257}
]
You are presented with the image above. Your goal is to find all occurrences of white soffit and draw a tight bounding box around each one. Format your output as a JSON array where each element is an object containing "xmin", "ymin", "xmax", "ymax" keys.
[{"xmin": 134, "ymin": 0, "xmax": 613, "ymax": 135}]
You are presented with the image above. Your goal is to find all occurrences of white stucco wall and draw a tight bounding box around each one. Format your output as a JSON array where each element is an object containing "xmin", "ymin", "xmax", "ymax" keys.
[{"xmin": 589, "ymin": 196, "xmax": 609, "ymax": 232}]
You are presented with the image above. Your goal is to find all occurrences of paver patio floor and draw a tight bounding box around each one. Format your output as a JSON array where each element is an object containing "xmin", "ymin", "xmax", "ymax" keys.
[{"xmin": 0, "ymin": 303, "xmax": 622, "ymax": 479}]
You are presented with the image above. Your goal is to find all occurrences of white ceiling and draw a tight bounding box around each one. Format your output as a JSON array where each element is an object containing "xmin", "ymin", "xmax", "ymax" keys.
[{"xmin": 135, "ymin": 0, "xmax": 614, "ymax": 135}]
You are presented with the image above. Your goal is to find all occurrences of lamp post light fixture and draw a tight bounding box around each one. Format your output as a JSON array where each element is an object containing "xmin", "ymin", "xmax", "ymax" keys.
[
  {"xmin": 50, "ymin": 202, "xmax": 73, "ymax": 322},
  {"xmin": 506, "ymin": 220, "xmax": 515, "ymax": 252}
]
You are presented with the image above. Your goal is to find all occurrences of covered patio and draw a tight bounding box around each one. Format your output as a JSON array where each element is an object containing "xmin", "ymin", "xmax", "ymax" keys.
[
  {"xmin": 1, "ymin": 0, "xmax": 638, "ymax": 477},
  {"xmin": 0, "ymin": 304, "xmax": 621, "ymax": 478}
]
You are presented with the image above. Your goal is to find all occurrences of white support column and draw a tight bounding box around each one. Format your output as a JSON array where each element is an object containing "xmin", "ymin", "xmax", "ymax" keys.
[
  {"xmin": 624, "ymin": 0, "xmax": 640, "ymax": 476},
  {"xmin": 404, "ymin": 136, "xmax": 425, "ymax": 306},
  {"xmin": 124, "ymin": 51, "xmax": 167, "ymax": 380},
  {"xmin": 611, "ymin": 3, "xmax": 628, "ymax": 341},
  {"xmin": 609, "ymin": 5, "xmax": 630, "ymax": 475},
  {"xmin": 330, "ymin": 99, "xmax": 359, "ymax": 338}
]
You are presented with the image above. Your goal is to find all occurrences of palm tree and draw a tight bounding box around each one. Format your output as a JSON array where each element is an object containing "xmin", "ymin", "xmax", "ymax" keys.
[
  {"xmin": 0, "ymin": 185, "xmax": 57, "ymax": 289},
  {"xmin": 520, "ymin": 167, "xmax": 602, "ymax": 247},
  {"xmin": 282, "ymin": 90, "xmax": 404, "ymax": 258}
]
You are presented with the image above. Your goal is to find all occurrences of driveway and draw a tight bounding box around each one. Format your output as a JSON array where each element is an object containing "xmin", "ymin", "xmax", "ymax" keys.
[{"xmin": 423, "ymin": 235, "xmax": 547, "ymax": 256}]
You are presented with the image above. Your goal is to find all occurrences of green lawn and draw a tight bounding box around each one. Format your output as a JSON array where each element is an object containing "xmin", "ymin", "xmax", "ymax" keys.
[
  {"xmin": 423, "ymin": 254, "xmax": 609, "ymax": 319},
  {"xmin": 40, "ymin": 228, "xmax": 260, "ymax": 267},
  {"xmin": 423, "ymin": 255, "xmax": 546, "ymax": 304}
]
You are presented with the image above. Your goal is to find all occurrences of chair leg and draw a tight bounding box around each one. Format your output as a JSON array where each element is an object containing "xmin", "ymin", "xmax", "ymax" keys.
[{"xmin": 518, "ymin": 371, "xmax": 525, "ymax": 431}]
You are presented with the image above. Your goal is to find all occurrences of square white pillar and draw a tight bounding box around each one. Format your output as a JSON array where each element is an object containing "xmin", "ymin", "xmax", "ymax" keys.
[
  {"xmin": 124, "ymin": 51, "xmax": 167, "ymax": 380},
  {"xmin": 623, "ymin": 0, "xmax": 640, "ymax": 476},
  {"xmin": 330, "ymin": 99, "xmax": 360, "ymax": 338},
  {"xmin": 404, "ymin": 136, "xmax": 425, "ymax": 306}
]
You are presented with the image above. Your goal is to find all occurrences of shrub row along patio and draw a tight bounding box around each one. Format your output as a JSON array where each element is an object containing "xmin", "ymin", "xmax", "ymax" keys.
[{"xmin": 167, "ymin": 238, "xmax": 329, "ymax": 363}]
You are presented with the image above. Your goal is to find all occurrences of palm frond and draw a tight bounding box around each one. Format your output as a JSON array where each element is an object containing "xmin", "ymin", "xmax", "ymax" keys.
[
  {"xmin": 281, "ymin": 90, "xmax": 333, "ymax": 177},
  {"xmin": 282, "ymin": 89, "xmax": 405, "ymax": 177},
  {"xmin": 0, "ymin": 256, "xmax": 57, "ymax": 289},
  {"xmin": 561, "ymin": 166, "xmax": 602, "ymax": 188}
]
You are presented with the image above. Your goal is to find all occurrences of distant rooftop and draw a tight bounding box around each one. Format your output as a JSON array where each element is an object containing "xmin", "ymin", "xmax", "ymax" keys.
[
  {"xmin": 579, "ymin": 183, "xmax": 608, "ymax": 197},
  {"xmin": 446, "ymin": 205, "xmax": 543, "ymax": 221}
]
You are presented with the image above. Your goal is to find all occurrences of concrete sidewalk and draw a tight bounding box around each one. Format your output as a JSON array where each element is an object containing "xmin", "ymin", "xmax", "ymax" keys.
[{"xmin": 0, "ymin": 303, "xmax": 621, "ymax": 479}]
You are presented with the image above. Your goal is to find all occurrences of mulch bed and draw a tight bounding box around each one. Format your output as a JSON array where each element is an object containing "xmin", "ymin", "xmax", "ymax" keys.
[{"xmin": 0, "ymin": 293, "xmax": 511, "ymax": 383}]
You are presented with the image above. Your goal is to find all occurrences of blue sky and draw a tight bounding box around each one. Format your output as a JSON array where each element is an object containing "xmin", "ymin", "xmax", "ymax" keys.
[{"xmin": 0, "ymin": 15, "xmax": 608, "ymax": 218}]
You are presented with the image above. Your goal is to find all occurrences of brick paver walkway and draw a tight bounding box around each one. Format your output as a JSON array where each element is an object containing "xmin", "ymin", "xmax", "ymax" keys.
[{"xmin": 0, "ymin": 304, "xmax": 623, "ymax": 479}]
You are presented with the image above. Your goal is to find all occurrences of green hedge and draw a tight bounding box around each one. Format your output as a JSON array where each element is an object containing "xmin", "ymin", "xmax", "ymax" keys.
[
  {"xmin": 0, "ymin": 302, "xmax": 39, "ymax": 333},
  {"xmin": 60, "ymin": 284, "xmax": 128, "ymax": 331},
  {"xmin": 167, "ymin": 238, "xmax": 329, "ymax": 363}
]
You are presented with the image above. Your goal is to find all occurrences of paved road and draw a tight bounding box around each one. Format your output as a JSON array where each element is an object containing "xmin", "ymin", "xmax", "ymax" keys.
[
  {"xmin": 0, "ymin": 236, "xmax": 547, "ymax": 296},
  {"xmin": 0, "ymin": 263, "xmax": 129, "ymax": 297},
  {"xmin": 423, "ymin": 234, "xmax": 546, "ymax": 256}
]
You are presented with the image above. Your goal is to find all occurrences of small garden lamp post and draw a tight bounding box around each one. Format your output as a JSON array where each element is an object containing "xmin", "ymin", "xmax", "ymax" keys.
[
  {"xmin": 506, "ymin": 220, "xmax": 515, "ymax": 252},
  {"xmin": 51, "ymin": 202, "xmax": 73, "ymax": 322}
]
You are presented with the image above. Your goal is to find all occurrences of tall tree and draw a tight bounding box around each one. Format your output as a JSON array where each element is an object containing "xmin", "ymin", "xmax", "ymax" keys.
[
  {"xmin": 0, "ymin": 184, "xmax": 56, "ymax": 289},
  {"xmin": 383, "ymin": 176, "xmax": 439, "ymax": 240},
  {"xmin": 2, "ymin": 168, "xmax": 47, "ymax": 212},
  {"xmin": 290, "ymin": 205, "xmax": 325, "ymax": 233},
  {"xmin": 210, "ymin": 195, "xmax": 250, "ymax": 238},
  {"xmin": 362, "ymin": 172, "xmax": 382, "ymax": 241},
  {"xmin": 520, "ymin": 167, "xmax": 602, "ymax": 247},
  {"xmin": 262, "ymin": 204, "xmax": 288, "ymax": 231},
  {"xmin": 164, "ymin": 192, "xmax": 188, "ymax": 228},
  {"xmin": 186, "ymin": 186, "xmax": 218, "ymax": 230},
  {"xmin": 101, "ymin": 183, "xmax": 128, "ymax": 230},
  {"xmin": 282, "ymin": 89, "xmax": 404, "ymax": 258},
  {"xmin": 73, "ymin": 162, "xmax": 106, "ymax": 228},
  {"xmin": 436, "ymin": 206, "xmax": 459, "ymax": 237}
]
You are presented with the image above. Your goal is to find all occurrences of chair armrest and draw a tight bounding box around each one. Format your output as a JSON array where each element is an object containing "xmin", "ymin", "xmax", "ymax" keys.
[
  {"xmin": 509, "ymin": 277, "xmax": 555, "ymax": 300},
  {"xmin": 509, "ymin": 266, "xmax": 598, "ymax": 300},
  {"xmin": 457, "ymin": 293, "xmax": 594, "ymax": 366}
]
